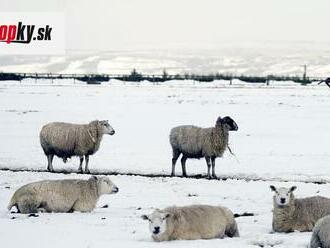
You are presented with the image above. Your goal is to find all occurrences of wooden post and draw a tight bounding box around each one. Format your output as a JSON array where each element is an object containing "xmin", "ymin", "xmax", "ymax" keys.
[{"xmin": 303, "ymin": 65, "xmax": 307, "ymax": 81}]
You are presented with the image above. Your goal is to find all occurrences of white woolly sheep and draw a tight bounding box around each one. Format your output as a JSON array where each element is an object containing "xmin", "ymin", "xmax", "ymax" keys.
[
  {"xmin": 40, "ymin": 120, "xmax": 115, "ymax": 173},
  {"xmin": 169, "ymin": 116, "xmax": 238, "ymax": 179},
  {"xmin": 141, "ymin": 204, "xmax": 239, "ymax": 242},
  {"xmin": 310, "ymin": 215, "xmax": 330, "ymax": 248},
  {"xmin": 270, "ymin": 185, "xmax": 330, "ymax": 232},
  {"xmin": 8, "ymin": 176, "xmax": 119, "ymax": 213}
]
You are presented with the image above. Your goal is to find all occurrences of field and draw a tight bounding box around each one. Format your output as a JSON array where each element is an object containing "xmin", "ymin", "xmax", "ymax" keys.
[{"xmin": 0, "ymin": 79, "xmax": 329, "ymax": 247}]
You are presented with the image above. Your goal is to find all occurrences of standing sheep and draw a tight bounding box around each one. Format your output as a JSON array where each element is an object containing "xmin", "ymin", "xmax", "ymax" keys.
[
  {"xmin": 270, "ymin": 185, "xmax": 330, "ymax": 233},
  {"xmin": 141, "ymin": 205, "xmax": 239, "ymax": 242},
  {"xmin": 7, "ymin": 176, "xmax": 119, "ymax": 213},
  {"xmin": 310, "ymin": 215, "xmax": 330, "ymax": 248},
  {"xmin": 169, "ymin": 116, "xmax": 238, "ymax": 179},
  {"xmin": 40, "ymin": 120, "xmax": 115, "ymax": 173}
]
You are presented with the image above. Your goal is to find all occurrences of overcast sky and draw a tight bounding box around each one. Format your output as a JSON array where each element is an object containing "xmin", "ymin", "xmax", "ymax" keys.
[{"xmin": 2, "ymin": 0, "xmax": 330, "ymax": 51}]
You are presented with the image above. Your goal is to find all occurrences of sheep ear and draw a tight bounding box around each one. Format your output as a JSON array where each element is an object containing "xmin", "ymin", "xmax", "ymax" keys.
[
  {"xmin": 141, "ymin": 215, "xmax": 149, "ymax": 220},
  {"xmin": 216, "ymin": 117, "xmax": 222, "ymax": 125},
  {"xmin": 270, "ymin": 185, "xmax": 276, "ymax": 192},
  {"xmin": 290, "ymin": 186, "xmax": 297, "ymax": 192}
]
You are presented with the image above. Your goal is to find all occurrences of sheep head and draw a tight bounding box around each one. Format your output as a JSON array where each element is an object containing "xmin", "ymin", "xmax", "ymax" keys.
[
  {"xmin": 99, "ymin": 120, "xmax": 115, "ymax": 135},
  {"xmin": 91, "ymin": 176, "xmax": 119, "ymax": 195},
  {"xmin": 141, "ymin": 210, "xmax": 171, "ymax": 237},
  {"xmin": 270, "ymin": 185, "xmax": 296, "ymax": 207},
  {"xmin": 216, "ymin": 116, "xmax": 238, "ymax": 131}
]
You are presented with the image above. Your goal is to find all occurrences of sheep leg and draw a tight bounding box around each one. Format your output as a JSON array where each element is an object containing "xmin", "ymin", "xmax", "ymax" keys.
[
  {"xmin": 17, "ymin": 194, "xmax": 39, "ymax": 214},
  {"xmin": 310, "ymin": 233, "xmax": 322, "ymax": 248},
  {"xmin": 211, "ymin": 157, "xmax": 218, "ymax": 179},
  {"xmin": 205, "ymin": 157, "xmax": 212, "ymax": 179},
  {"xmin": 47, "ymin": 154, "xmax": 54, "ymax": 172},
  {"xmin": 78, "ymin": 156, "xmax": 84, "ymax": 173},
  {"xmin": 84, "ymin": 155, "xmax": 90, "ymax": 174},
  {"xmin": 72, "ymin": 199, "xmax": 93, "ymax": 212},
  {"xmin": 171, "ymin": 149, "xmax": 180, "ymax": 176},
  {"xmin": 181, "ymin": 156, "xmax": 187, "ymax": 177}
]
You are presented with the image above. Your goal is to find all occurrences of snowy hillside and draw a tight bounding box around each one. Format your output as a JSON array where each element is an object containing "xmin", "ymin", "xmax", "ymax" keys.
[{"xmin": 1, "ymin": 42, "xmax": 330, "ymax": 76}]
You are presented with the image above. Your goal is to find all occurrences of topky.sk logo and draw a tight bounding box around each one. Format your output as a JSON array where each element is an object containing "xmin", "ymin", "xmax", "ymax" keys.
[{"xmin": 0, "ymin": 22, "xmax": 52, "ymax": 44}]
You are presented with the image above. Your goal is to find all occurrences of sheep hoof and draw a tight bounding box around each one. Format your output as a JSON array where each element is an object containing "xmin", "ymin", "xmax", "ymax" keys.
[
  {"xmin": 77, "ymin": 169, "xmax": 83, "ymax": 174},
  {"xmin": 85, "ymin": 170, "xmax": 91, "ymax": 174},
  {"xmin": 212, "ymin": 175, "xmax": 219, "ymax": 180},
  {"xmin": 28, "ymin": 213, "xmax": 39, "ymax": 218}
]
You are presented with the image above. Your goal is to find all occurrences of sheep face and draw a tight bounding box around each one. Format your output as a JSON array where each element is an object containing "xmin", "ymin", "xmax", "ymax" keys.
[
  {"xmin": 216, "ymin": 116, "xmax": 238, "ymax": 131},
  {"xmin": 270, "ymin": 185, "xmax": 296, "ymax": 207},
  {"xmin": 96, "ymin": 176, "xmax": 119, "ymax": 195},
  {"xmin": 100, "ymin": 120, "xmax": 115, "ymax": 135},
  {"xmin": 141, "ymin": 210, "xmax": 171, "ymax": 237}
]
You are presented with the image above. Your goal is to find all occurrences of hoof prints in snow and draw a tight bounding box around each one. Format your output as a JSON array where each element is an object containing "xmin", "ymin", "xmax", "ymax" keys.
[
  {"xmin": 251, "ymin": 239, "xmax": 283, "ymax": 247},
  {"xmin": 4, "ymin": 109, "xmax": 39, "ymax": 115}
]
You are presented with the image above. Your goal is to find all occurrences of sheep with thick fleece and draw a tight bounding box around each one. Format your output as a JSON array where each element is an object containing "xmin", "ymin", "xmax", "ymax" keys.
[
  {"xmin": 40, "ymin": 120, "xmax": 115, "ymax": 173},
  {"xmin": 270, "ymin": 185, "xmax": 330, "ymax": 233},
  {"xmin": 169, "ymin": 116, "xmax": 238, "ymax": 179},
  {"xmin": 8, "ymin": 176, "xmax": 119, "ymax": 213},
  {"xmin": 141, "ymin": 205, "xmax": 239, "ymax": 242},
  {"xmin": 310, "ymin": 215, "xmax": 330, "ymax": 248}
]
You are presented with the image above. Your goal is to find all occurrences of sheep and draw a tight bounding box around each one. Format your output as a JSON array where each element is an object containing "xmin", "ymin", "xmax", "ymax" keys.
[
  {"xmin": 270, "ymin": 185, "xmax": 330, "ymax": 233},
  {"xmin": 141, "ymin": 204, "xmax": 239, "ymax": 242},
  {"xmin": 169, "ymin": 116, "xmax": 238, "ymax": 179},
  {"xmin": 7, "ymin": 176, "xmax": 119, "ymax": 213},
  {"xmin": 40, "ymin": 120, "xmax": 115, "ymax": 173},
  {"xmin": 310, "ymin": 215, "xmax": 330, "ymax": 248}
]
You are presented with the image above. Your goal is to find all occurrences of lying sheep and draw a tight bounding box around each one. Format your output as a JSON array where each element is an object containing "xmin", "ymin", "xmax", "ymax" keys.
[
  {"xmin": 141, "ymin": 204, "xmax": 239, "ymax": 242},
  {"xmin": 40, "ymin": 120, "xmax": 115, "ymax": 173},
  {"xmin": 7, "ymin": 176, "xmax": 119, "ymax": 213},
  {"xmin": 310, "ymin": 215, "xmax": 330, "ymax": 248},
  {"xmin": 270, "ymin": 185, "xmax": 330, "ymax": 232},
  {"xmin": 169, "ymin": 116, "xmax": 238, "ymax": 179}
]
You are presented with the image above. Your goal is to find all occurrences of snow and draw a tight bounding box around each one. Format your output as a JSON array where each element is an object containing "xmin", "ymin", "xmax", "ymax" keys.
[
  {"xmin": 0, "ymin": 79, "xmax": 329, "ymax": 247},
  {"xmin": 1, "ymin": 170, "xmax": 326, "ymax": 248}
]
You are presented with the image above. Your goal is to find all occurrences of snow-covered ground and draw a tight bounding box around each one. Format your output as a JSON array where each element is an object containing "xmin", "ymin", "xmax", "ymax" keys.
[
  {"xmin": 0, "ymin": 79, "xmax": 329, "ymax": 247},
  {"xmin": 0, "ymin": 79, "xmax": 329, "ymax": 182},
  {"xmin": 0, "ymin": 170, "xmax": 328, "ymax": 248}
]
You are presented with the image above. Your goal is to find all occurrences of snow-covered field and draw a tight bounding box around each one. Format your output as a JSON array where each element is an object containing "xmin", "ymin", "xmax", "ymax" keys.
[{"xmin": 0, "ymin": 79, "xmax": 329, "ymax": 247}]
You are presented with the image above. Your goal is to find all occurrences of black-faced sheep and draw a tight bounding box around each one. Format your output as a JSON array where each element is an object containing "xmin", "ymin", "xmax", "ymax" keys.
[
  {"xmin": 270, "ymin": 185, "xmax": 330, "ymax": 232},
  {"xmin": 8, "ymin": 176, "xmax": 119, "ymax": 213},
  {"xmin": 141, "ymin": 205, "xmax": 239, "ymax": 241},
  {"xmin": 310, "ymin": 215, "xmax": 330, "ymax": 248},
  {"xmin": 40, "ymin": 120, "xmax": 115, "ymax": 173},
  {"xmin": 169, "ymin": 116, "xmax": 238, "ymax": 179}
]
